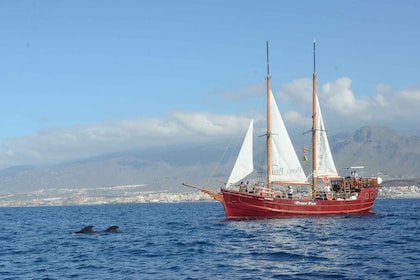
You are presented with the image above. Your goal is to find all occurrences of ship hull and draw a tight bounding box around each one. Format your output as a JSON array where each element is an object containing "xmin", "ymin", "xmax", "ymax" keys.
[{"xmin": 221, "ymin": 188, "xmax": 379, "ymax": 219}]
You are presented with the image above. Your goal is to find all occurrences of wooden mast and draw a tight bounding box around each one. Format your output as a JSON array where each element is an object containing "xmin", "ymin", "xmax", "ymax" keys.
[
  {"xmin": 266, "ymin": 41, "xmax": 272, "ymax": 192},
  {"xmin": 312, "ymin": 40, "xmax": 317, "ymax": 198}
]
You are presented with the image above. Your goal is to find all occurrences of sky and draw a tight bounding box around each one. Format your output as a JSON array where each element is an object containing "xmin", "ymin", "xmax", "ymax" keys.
[{"xmin": 0, "ymin": 0, "xmax": 419, "ymax": 169}]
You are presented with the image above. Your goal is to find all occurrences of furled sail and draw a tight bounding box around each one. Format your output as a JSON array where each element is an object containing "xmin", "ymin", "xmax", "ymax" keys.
[
  {"xmin": 269, "ymin": 91, "xmax": 308, "ymax": 183},
  {"xmin": 315, "ymin": 96, "xmax": 338, "ymax": 178},
  {"xmin": 226, "ymin": 120, "xmax": 254, "ymax": 188}
]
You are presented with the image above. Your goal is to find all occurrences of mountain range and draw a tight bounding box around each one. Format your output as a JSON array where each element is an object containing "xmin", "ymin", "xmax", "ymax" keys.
[
  {"xmin": 0, "ymin": 125, "xmax": 419, "ymax": 194},
  {"xmin": 330, "ymin": 126, "xmax": 420, "ymax": 179}
]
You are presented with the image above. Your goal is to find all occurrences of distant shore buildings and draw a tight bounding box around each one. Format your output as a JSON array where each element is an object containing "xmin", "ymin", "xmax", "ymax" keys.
[{"xmin": 0, "ymin": 184, "xmax": 418, "ymax": 207}]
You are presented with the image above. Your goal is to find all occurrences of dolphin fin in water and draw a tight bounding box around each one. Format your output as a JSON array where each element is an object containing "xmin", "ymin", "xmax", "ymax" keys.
[
  {"xmin": 104, "ymin": 225, "xmax": 119, "ymax": 232},
  {"xmin": 73, "ymin": 225, "xmax": 119, "ymax": 234},
  {"xmin": 74, "ymin": 225, "xmax": 96, "ymax": 234}
]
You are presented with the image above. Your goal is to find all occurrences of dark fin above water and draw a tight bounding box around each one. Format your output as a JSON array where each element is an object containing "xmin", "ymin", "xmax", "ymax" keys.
[
  {"xmin": 74, "ymin": 225, "xmax": 96, "ymax": 234},
  {"xmin": 72, "ymin": 225, "xmax": 119, "ymax": 234},
  {"xmin": 104, "ymin": 225, "xmax": 119, "ymax": 232}
]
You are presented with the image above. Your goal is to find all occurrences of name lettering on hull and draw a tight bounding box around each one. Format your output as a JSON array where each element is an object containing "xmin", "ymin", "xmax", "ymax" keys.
[{"xmin": 295, "ymin": 201, "xmax": 317, "ymax": 206}]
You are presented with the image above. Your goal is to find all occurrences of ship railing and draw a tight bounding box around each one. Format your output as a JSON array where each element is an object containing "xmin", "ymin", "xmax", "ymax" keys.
[{"xmin": 351, "ymin": 177, "xmax": 379, "ymax": 188}]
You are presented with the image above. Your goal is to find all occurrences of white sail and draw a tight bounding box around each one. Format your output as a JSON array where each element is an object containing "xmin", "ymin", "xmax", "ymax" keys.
[
  {"xmin": 315, "ymin": 96, "xmax": 338, "ymax": 178},
  {"xmin": 269, "ymin": 91, "xmax": 308, "ymax": 183},
  {"xmin": 226, "ymin": 120, "xmax": 254, "ymax": 188}
]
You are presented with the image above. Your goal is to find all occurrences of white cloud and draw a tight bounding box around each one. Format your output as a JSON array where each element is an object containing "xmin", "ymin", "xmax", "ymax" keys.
[
  {"xmin": 277, "ymin": 77, "xmax": 420, "ymax": 132},
  {"xmin": 322, "ymin": 77, "xmax": 370, "ymax": 116},
  {"xmin": 0, "ymin": 111, "xmax": 252, "ymax": 169},
  {"xmin": 1, "ymin": 78, "xmax": 419, "ymax": 169},
  {"xmin": 279, "ymin": 78, "xmax": 312, "ymax": 106},
  {"xmin": 397, "ymin": 87, "xmax": 420, "ymax": 105}
]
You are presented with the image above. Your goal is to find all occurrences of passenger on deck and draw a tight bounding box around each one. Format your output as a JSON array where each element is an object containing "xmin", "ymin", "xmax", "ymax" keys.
[
  {"xmin": 246, "ymin": 181, "xmax": 251, "ymax": 193},
  {"xmin": 324, "ymin": 184, "xmax": 331, "ymax": 192},
  {"xmin": 253, "ymin": 183, "xmax": 259, "ymax": 194},
  {"xmin": 287, "ymin": 186, "xmax": 293, "ymax": 200},
  {"xmin": 324, "ymin": 184, "xmax": 331, "ymax": 200},
  {"xmin": 239, "ymin": 182, "xmax": 246, "ymax": 192},
  {"xmin": 351, "ymin": 170, "xmax": 359, "ymax": 178}
]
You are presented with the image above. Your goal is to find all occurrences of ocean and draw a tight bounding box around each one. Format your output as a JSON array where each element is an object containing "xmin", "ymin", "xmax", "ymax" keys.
[{"xmin": 0, "ymin": 199, "xmax": 418, "ymax": 280}]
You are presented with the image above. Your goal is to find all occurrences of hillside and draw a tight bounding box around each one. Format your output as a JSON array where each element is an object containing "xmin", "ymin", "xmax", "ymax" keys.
[
  {"xmin": 0, "ymin": 126, "xmax": 419, "ymax": 194},
  {"xmin": 331, "ymin": 126, "xmax": 420, "ymax": 179},
  {"xmin": 0, "ymin": 143, "xmax": 233, "ymax": 194}
]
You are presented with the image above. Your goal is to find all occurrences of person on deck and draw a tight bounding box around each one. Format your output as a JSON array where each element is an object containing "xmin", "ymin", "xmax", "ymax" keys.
[
  {"xmin": 246, "ymin": 181, "xmax": 251, "ymax": 193},
  {"xmin": 324, "ymin": 184, "xmax": 331, "ymax": 193},
  {"xmin": 354, "ymin": 171, "xmax": 359, "ymax": 178},
  {"xmin": 287, "ymin": 186, "xmax": 293, "ymax": 200},
  {"xmin": 239, "ymin": 182, "xmax": 246, "ymax": 192},
  {"xmin": 324, "ymin": 184, "xmax": 331, "ymax": 200}
]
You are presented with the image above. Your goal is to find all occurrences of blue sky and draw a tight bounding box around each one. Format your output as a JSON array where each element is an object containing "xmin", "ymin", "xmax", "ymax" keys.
[{"xmin": 0, "ymin": 0, "xmax": 419, "ymax": 168}]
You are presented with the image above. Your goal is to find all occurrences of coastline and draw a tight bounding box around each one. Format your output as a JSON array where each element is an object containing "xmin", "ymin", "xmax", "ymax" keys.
[{"xmin": 0, "ymin": 184, "xmax": 418, "ymax": 207}]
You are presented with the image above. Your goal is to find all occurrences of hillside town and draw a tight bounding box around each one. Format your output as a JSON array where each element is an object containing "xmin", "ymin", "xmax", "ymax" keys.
[{"xmin": 0, "ymin": 183, "xmax": 418, "ymax": 207}]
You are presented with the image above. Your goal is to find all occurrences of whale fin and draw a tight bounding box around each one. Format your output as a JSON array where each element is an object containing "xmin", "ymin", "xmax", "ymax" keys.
[
  {"xmin": 75, "ymin": 225, "xmax": 95, "ymax": 234},
  {"xmin": 104, "ymin": 225, "xmax": 119, "ymax": 232}
]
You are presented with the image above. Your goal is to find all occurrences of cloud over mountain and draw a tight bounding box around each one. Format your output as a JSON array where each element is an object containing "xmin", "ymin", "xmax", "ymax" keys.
[
  {"xmin": 0, "ymin": 77, "xmax": 419, "ymax": 171},
  {"xmin": 0, "ymin": 111, "xmax": 251, "ymax": 169}
]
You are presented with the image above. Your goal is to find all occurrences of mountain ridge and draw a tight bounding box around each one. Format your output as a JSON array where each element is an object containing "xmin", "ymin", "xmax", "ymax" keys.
[
  {"xmin": 331, "ymin": 125, "xmax": 420, "ymax": 178},
  {"xmin": 0, "ymin": 125, "xmax": 418, "ymax": 194}
]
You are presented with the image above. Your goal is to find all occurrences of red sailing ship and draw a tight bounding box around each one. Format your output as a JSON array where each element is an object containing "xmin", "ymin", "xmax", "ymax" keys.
[{"xmin": 184, "ymin": 41, "xmax": 381, "ymax": 219}]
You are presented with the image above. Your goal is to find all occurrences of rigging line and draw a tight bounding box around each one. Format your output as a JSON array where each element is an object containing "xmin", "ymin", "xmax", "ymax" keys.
[
  {"xmin": 206, "ymin": 140, "xmax": 233, "ymax": 188},
  {"xmin": 206, "ymin": 121, "xmax": 251, "ymax": 187},
  {"xmin": 253, "ymin": 128, "xmax": 267, "ymax": 183}
]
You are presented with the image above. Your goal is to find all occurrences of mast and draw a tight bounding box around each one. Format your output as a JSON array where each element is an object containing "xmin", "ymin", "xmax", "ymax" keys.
[
  {"xmin": 312, "ymin": 40, "xmax": 317, "ymax": 198},
  {"xmin": 266, "ymin": 41, "xmax": 272, "ymax": 191}
]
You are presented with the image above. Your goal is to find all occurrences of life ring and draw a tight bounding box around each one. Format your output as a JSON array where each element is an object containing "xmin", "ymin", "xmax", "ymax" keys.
[
  {"xmin": 326, "ymin": 192, "xmax": 333, "ymax": 200},
  {"xmin": 322, "ymin": 176, "xmax": 330, "ymax": 184}
]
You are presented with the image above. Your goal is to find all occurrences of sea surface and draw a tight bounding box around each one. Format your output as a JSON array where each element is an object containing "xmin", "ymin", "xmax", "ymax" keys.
[{"xmin": 0, "ymin": 199, "xmax": 418, "ymax": 280}]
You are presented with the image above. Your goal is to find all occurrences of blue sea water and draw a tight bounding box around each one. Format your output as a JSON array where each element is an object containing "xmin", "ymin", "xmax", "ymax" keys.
[{"xmin": 0, "ymin": 199, "xmax": 418, "ymax": 280}]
